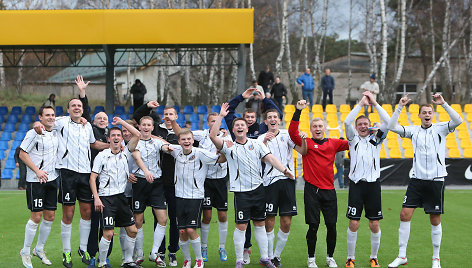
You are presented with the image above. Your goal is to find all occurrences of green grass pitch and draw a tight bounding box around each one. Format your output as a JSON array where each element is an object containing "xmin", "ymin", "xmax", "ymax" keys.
[{"xmin": 2, "ymin": 189, "xmax": 471, "ymax": 267}]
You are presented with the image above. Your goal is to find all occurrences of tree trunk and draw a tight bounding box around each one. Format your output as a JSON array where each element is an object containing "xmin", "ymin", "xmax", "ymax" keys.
[
  {"xmin": 294, "ymin": 0, "xmax": 305, "ymax": 74},
  {"xmin": 0, "ymin": 52, "xmax": 5, "ymax": 88},
  {"xmin": 441, "ymin": 0, "xmax": 453, "ymax": 101},
  {"xmin": 466, "ymin": 4, "xmax": 472, "ymax": 103},
  {"xmin": 347, "ymin": 0, "xmax": 353, "ymax": 104},
  {"xmin": 379, "ymin": 0, "xmax": 387, "ymax": 100},
  {"xmin": 276, "ymin": 0, "xmax": 288, "ymax": 75},
  {"xmin": 16, "ymin": 50, "xmax": 25, "ymax": 95},
  {"xmin": 389, "ymin": 0, "xmax": 406, "ymax": 103},
  {"xmin": 430, "ymin": 0, "xmax": 436, "ymax": 92},
  {"xmin": 365, "ymin": 0, "xmax": 374, "ymax": 74},
  {"xmin": 247, "ymin": 0, "xmax": 256, "ymax": 80}
]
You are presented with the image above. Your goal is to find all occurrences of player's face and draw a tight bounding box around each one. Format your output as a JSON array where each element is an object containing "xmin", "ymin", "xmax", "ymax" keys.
[
  {"xmin": 310, "ymin": 120, "xmax": 325, "ymax": 140},
  {"xmin": 122, "ymin": 127, "xmax": 132, "ymax": 142},
  {"xmin": 244, "ymin": 112, "xmax": 256, "ymax": 126},
  {"xmin": 233, "ymin": 120, "xmax": 248, "ymax": 139},
  {"xmin": 356, "ymin": 118, "xmax": 371, "ymax": 137},
  {"xmin": 163, "ymin": 108, "xmax": 177, "ymax": 125},
  {"xmin": 93, "ymin": 112, "xmax": 108, "ymax": 129},
  {"xmin": 206, "ymin": 115, "xmax": 218, "ymax": 128},
  {"xmin": 68, "ymin": 99, "xmax": 83, "ymax": 119},
  {"xmin": 178, "ymin": 133, "xmax": 194, "ymax": 152},
  {"xmin": 108, "ymin": 129, "xmax": 123, "ymax": 150},
  {"xmin": 139, "ymin": 119, "xmax": 154, "ymax": 137},
  {"xmin": 39, "ymin": 108, "xmax": 56, "ymax": 129},
  {"xmin": 264, "ymin": 112, "xmax": 280, "ymax": 131},
  {"xmin": 419, "ymin": 106, "xmax": 434, "ymax": 128}
]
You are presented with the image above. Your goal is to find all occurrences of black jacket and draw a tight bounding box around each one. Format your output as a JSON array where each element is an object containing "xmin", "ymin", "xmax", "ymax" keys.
[
  {"xmin": 130, "ymin": 83, "xmax": 147, "ymax": 99},
  {"xmin": 270, "ymin": 82, "xmax": 287, "ymax": 98},
  {"xmin": 91, "ymin": 125, "xmax": 108, "ymax": 163}
]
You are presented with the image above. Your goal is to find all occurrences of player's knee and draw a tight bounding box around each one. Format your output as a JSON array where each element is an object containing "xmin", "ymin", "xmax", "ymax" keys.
[
  {"xmin": 217, "ymin": 212, "xmax": 227, "ymax": 222},
  {"xmin": 186, "ymin": 228, "xmax": 197, "ymax": 237},
  {"xmin": 400, "ymin": 210, "xmax": 412, "ymax": 222},
  {"xmin": 325, "ymin": 222, "xmax": 336, "ymax": 232},
  {"xmin": 369, "ymin": 220, "xmax": 380, "ymax": 233},
  {"xmin": 43, "ymin": 211, "xmax": 55, "ymax": 222},
  {"xmin": 103, "ymin": 230, "xmax": 114, "ymax": 241},
  {"xmin": 430, "ymin": 214, "xmax": 441, "ymax": 226},
  {"xmin": 280, "ymin": 216, "xmax": 292, "ymax": 230},
  {"xmin": 348, "ymin": 220, "xmax": 360, "ymax": 232},
  {"xmin": 30, "ymin": 213, "xmax": 42, "ymax": 224},
  {"xmin": 126, "ymin": 225, "xmax": 138, "ymax": 238}
]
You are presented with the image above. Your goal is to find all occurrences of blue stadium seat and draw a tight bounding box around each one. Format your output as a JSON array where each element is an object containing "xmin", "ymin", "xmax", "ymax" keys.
[
  {"xmin": 8, "ymin": 149, "xmax": 15, "ymax": 159},
  {"xmin": 0, "ymin": 150, "xmax": 5, "ymax": 160},
  {"xmin": 0, "ymin": 115, "xmax": 4, "ymax": 124},
  {"xmin": 4, "ymin": 123, "xmax": 15, "ymax": 132},
  {"xmin": 0, "ymin": 132, "xmax": 12, "ymax": 141},
  {"xmin": 15, "ymin": 131, "xmax": 26, "ymax": 141},
  {"xmin": 107, "ymin": 114, "xmax": 114, "ymax": 123},
  {"xmin": 5, "ymin": 158, "xmax": 16, "ymax": 169},
  {"xmin": 2, "ymin": 168, "xmax": 13, "ymax": 179},
  {"xmin": 21, "ymin": 115, "xmax": 32, "ymax": 123},
  {"xmin": 18, "ymin": 124, "xmax": 29, "ymax": 132},
  {"xmin": 202, "ymin": 124, "xmax": 209, "ymax": 130},
  {"xmin": 128, "ymin": 106, "xmax": 134, "ymax": 114},
  {"xmin": 11, "ymin": 106, "xmax": 22, "ymax": 115},
  {"xmin": 191, "ymin": 122, "xmax": 199, "ymax": 131},
  {"xmin": 178, "ymin": 113, "xmax": 186, "ymax": 121},
  {"xmin": 56, "ymin": 106, "xmax": 64, "ymax": 116},
  {"xmin": 108, "ymin": 123, "xmax": 114, "ymax": 129},
  {"xmin": 25, "ymin": 106, "xmax": 36, "ymax": 115},
  {"xmin": 120, "ymin": 114, "xmax": 130, "ymax": 120},
  {"xmin": 0, "ymin": 106, "xmax": 8, "ymax": 116},
  {"xmin": 221, "ymin": 119, "xmax": 228, "ymax": 130},
  {"xmin": 173, "ymin": 105, "xmax": 181, "ymax": 114},
  {"xmin": 0, "ymin": 141, "xmax": 8, "ymax": 150},
  {"xmin": 235, "ymin": 113, "xmax": 242, "ymax": 118},
  {"xmin": 156, "ymin": 106, "xmax": 165, "ymax": 115},
  {"xmin": 183, "ymin": 105, "xmax": 194, "ymax": 115},
  {"xmin": 12, "ymin": 140, "xmax": 21, "ymax": 149},
  {"xmin": 176, "ymin": 116, "xmax": 186, "ymax": 127},
  {"xmin": 7, "ymin": 115, "xmax": 18, "ymax": 124},
  {"xmin": 17, "ymin": 170, "xmax": 20, "ymax": 179},
  {"xmin": 115, "ymin": 106, "xmax": 125, "ymax": 115},
  {"xmin": 35, "ymin": 115, "xmax": 40, "ymax": 121},
  {"xmin": 197, "ymin": 105, "xmax": 208, "ymax": 115},
  {"xmin": 189, "ymin": 113, "xmax": 200, "ymax": 123},
  {"xmin": 211, "ymin": 105, "xmax": 221, "ymax": 113},
  {"xmin": 94, "ymin": 106, "xmax": 105, "ymax": 114}
]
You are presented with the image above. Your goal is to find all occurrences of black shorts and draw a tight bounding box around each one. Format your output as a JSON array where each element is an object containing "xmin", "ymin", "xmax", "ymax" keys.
[
  {"xmin": 202, "ymin": 177, "xmax": 228, "ymax": 211},
  {"xmin": 100, "ymin": 194, "xmax": 136, "ymax": 229},
  {"xmin": 346, "ymin": 180, "xmax": 383, "ymax": 220},
  {"xmin": 176, "ymin": 198, "xmax": 203, "ymax": 229},
  {"xmin": 403, "ymin": 178, "xmax": 445, "ymax": 214},
  {"xmin": 132, "ymin": 177, "xmax": 166, "ymax": 213},
  {"xmin": 304, "ymin": 182, "xmax": 338, "ymax": 225},
  {"xmin": 234, "ymin": 184, "xmax": 266, "ymax": 224},
  {"xmin": 265, "ymin": 179, "xmax": 298, "ymax": 216},
  {"xmin": 58, "ymin": 169, "xmax": 93, "ymax": 205},
  {"xmin": 26, "ymin": 180, "xmax": 58, "ymax": 212}
]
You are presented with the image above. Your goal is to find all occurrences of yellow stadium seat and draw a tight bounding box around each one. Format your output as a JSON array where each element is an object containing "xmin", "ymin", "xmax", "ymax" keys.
[
  {"xmin": 438, "ymin": 113, "xmax": 450, "ymax": 122},
  {"xmin": 464, "ymin": 148, "xmax": 472, "ymax": 158},
  {"xmin": 402, "ymin": 139, "xmax": 412, "ymax": 149},
  {"xmin": 457, "ymin": 122, "xmax": 467, "ymax": 130},
  {"xmin": 389, "ymin": 148, "xmax": 402, "ymax": 158},
  {"xmin": 466, "ymin": 114, "xmax": 472, "ymax": 123},
  {"xmin": 448, "ymin": 148, "xmax": 461, "ymax": 158},
  {"xmin": 380, "ymin": 146, "xmax": 387, "ymax": 158},
  {"xmin": 451, "ymin": 104, "xmax": 462, "ymax": 113},
  {"xmin": 446, "ymin": 139, "xmax": 458, "ymax": 149},
  {"xmin": 464, "ymin": 104, "xmax": 472, "ymax": 113},
  {"xmin": 404, "ymin": 148, "xmax": 414, "ymax": 158},
  {"xmin": 382, "ymin": 104, "xmax": 393, "ymax": 114},
  {"xmin": 458, "ymin": 130, "xmax": 470, "ymax": 140},
  {"xmin": 312, "ymin": 113, "xmax": 323, "ymax": 120},
  {"xmin": 369, "ymin": 113, "xmax": 380, "ymax": 123},
  {"xmin": 326, "ymin": 113, "xmax": 338, "ymax": 121},
  {"xmin": 340, "ymin": 104, "xmax": 351, "ymax": 113},
  {"xmin": 436, "ymin": 105, "xmax": 446, "ymax": 114},
  {"xmin": 408, "ymin": 104, "xmax": 419, "ymax": 114},
  {"xmin": 328, "ymin": 130, "xmax": 340, "ymax": 138},
  {"xmin": 340, "ymin": 113, "xmax": 349, "ymax": 121},
  {"xmin": 312, "ymin": 105, "xmax": 323, "ymax": 113},
  {"xmin": 345, "ymin": 150, "xmax": 349, "ymax": 158},
  {"xmin": 387, "ymin": 132, "xmax": 397, "ymax": 140},
  {"xmin": 446, "ymin": 133, "xmax": 456, "ymax": 141},
  {"xmin": 301, "ymin": 107, "xmax": 310, "ymax": 114},
  {"xmin": 328, "ymin": 121, "xmax": 338, "ymax": 128},
  {"xmin": 460, "ymin": 138, "xmax": 472, "ymax": 149},
  {"xmin": 292, "ymin": 149, "xmax": 298, "ymax": 159},
  {"xmin": 399, "ymin": 117, "xmax": 410, "ymax": 125},
  {"xmin": 326, "ymin": 104, "xmax": 337, "ymax": 113},
  {"xmin": 284, "ymin": 105, "xmax": 295, "ymax": 113},
  {"xmin": 387, "ymin": 140, "xmax": 399, "ymax": 150}
]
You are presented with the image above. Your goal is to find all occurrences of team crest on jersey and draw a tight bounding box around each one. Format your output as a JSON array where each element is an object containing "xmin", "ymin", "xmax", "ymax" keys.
[
  {"xmin": 189, "ymin": 155, "xmax": 196, "ymax": 161},
  {"xmin": 314, "ymin": 144, "xmax": 318, "ymax": 149},
  {"xmin": 280, "ymin": 136, "xmax": 284, "ymax": 141},
  {"xmin": 249, "ymin": 144, "xmax": 254, "ymax": 150},
  {"xmin": 149, "ymin": 139, "xmax": 154, "ymax": 144}
]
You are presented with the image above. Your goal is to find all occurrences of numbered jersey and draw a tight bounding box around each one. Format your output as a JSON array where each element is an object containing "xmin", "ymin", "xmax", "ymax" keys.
[
  {"xmin": 193, "ymin": 129, "xmax": 230, "ymax": 179},
  {"xmin": 20, "ymin": 129, "xmax": 59, "ymax": 183},
  {"xmin": 133, "ymin": 138, "xmax": 166, "ymax": 179},
  {"xmin": 92, "ymin": 148, "xmax": 130, "ymax": 196}
]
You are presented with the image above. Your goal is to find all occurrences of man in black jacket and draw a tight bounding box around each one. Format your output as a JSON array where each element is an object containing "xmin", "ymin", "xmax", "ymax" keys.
[
  {"xmin": 270, "ymin": 76, "xmax": 287, "ymax": 111},
  {"xmin": 133, "ymin": 101, "xmax": 180, "ymax": 267},
  {"xmin": 130, "ymin": 79, "xmax": 147, "ymax": 110},
  {"xmin": 258, "ymin": 65, "xmax": 275, "ymax": 98}
]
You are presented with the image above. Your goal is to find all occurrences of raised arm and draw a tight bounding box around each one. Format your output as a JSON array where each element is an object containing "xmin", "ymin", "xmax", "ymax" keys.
[
  {"xmin": 225, "ymin": 88, "xmax": 256, "ymax": 136},
  {"xmin": 76, "ymin": 75, "xmax": 92, "ymax": 122},
  {"xmin": 388, "ymin": 94, "xmax": 410, "ymax": 135},
  {"xmin": 112, "ymin": 117, "xmax": 141, "ymax": 151},
  {"xmin": 170, "ymin": 118, "xmax": 182, "ymax": 136},
  {"xmin": 262, "ymin": 154, "xmax": 294, "ymax": 179},
  {"xmin": 132, "ymin": 100, "xmax": 158, "ymax": 122},
  {"xmin": 344, "ymin": 97, "xmax": 367, "ymax": 140},
  {"xmin": 432, "ymin": 94, "xmax": 463, "ymax": 130},
  {"xmin": 294, "ymin": 132, "xmax": 308, "ymax": 156},
  {"xmin": 210, "ymin": 103, "xmax": 229, "ymax": 150},
  {"xmin": 288, "ymin": 100, "xmax": 307, "ymax": 146},
  {"xmin": 261, "ymin": 93, "xmax": 283, "ymax": 119}
]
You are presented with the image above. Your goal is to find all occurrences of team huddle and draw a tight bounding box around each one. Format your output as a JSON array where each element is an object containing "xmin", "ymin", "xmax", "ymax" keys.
[{"xmin": 18, "ymin": 76, "xmax": 462, "ymax": 268}]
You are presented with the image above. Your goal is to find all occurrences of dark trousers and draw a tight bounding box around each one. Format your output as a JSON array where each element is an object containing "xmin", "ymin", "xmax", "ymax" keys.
[
  {"xmin": 88, "ymin": 205, "xmax": 113, "ymax": 258},
  {"xmin": 154, "ymin": 185, "xmax": 179, "ymax": 254},
  {"xmin": 17, "ymin": 162, "xmax": 26, "ymax": 188},
  {"xmin": 273, "ymin": 97, "xmax": 284, "ymax": 112},
  {"xmin": 244, "ymin": 222, "xmax": 252, "ymax": 249},
  {"xmin": 133, "ymin": 97, "xmax": 144, "ymax": 111},
  {"xmin": 322, "ymin": 88, "xmax": 333, "ymax": 110}
]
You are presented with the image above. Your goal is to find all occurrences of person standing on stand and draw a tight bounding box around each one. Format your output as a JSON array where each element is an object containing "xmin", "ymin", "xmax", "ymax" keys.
[
  {"xmin": 258, "ymin": 65, "xmax": 275, "ymax": 98},
  {"xmin": 321, "ymin": 68, "xmax": 335, "ymax": 111},
  {"xmin": 130, "ymin": 79, "xmax": 147, "ymax": 110},
  {"xmin": 297, "ymin": 68, "xmax": 315, "ymax": 107},
  {"xmin": 270, "ymin": 77, "xmax": 287, "ymax": 112},
  {"xmin": 359, "ymin": 74, "xmax": 379, "ymax": 116}
]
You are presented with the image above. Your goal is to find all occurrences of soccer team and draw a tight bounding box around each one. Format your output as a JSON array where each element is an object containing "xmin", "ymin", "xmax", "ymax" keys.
[{"xmin": 18, "ymin": 76, "xmax": 462, "ymax": 268}]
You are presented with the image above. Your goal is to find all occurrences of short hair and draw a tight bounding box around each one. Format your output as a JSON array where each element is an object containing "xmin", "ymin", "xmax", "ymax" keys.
[
  {"xmin": 324, "ymin": 67, "xmax": 331, "ymax": 71},
  {"xmin": 164, "ymin": 106, "xmax": 177, "ymax": 114},
  {"xmin": 251, "ymin": 79, "xmax": 257, "ymax": 84},
  {"xmin": 139, "ymin": 116, "xmax": 154, "ymax": 125},
  {"xmin": 206, "ymin": 112, "xmax": 219, "ymax": 121},
  {"xmin": 355, "ymin": 115, "xmax": 371, "ymax": 125},
  {"xmin": 39, "ymin": 106, "xmax": 55, "ymax": 116},
  {"xmin": 107, "ymin": 127, "xmax": 122, "ymax": 137},
  {"xmin": 311, "ymin": 117, "xmax": 326, "ymax": 126},
  {"xmin": 264, "ymin": 109, "xmax": 279, "ymax": 120},
  {"xmin": 178, "ymin": 128, "xmax": 194, "ymax": 139},
  {"xmin": 232, "ymin": 117, "xmax": 248, "ymax": 128},
  {"xmin": 275, "ymin": 76, "xmax": 280, "ymax": 79},
  {"xmin": 419, "ymin": 104, "xmax": 433, "ymax": 114},
  {"xmin": 243, "ymin": 108, "xmax": 256, "ymax": 118},
  {"xmin": 124, "ymin": 119, "xmax": 137, "ymax": 128},
  {"xmin": 67, "ymin": 98, "xmax": 82, "ymax": 108}
]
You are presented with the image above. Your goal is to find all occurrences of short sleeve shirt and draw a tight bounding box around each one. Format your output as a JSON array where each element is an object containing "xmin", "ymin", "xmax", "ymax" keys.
[
  {"xmin": 193, "ymin": 129, "xmax": 230, "ymax": 179},
  {"xmin": 92, "ymin": 148, "xmax": 130, "ymax": 196},
  {"xmin": 134, "ymin": 138, "xmax": 166, "ymax": 179}
]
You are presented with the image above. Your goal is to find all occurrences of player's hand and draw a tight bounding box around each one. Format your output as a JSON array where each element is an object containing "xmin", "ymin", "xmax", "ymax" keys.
[
  {"xmin": 144, "ymin": 170, "xmax": 154, "ymax": 183},
  {"xmin": 128, "ymin": 173, "xmax": 138, "ymax": 184},
  {"xmin": 147, "ymin": 100, "xmax": 160, "ymax": 109},
  {"xmin": 164, "ymin": 145, "xmax": 174, "ymax": 153},
  {"xmin": 94, "ymin": 197, "xmax": 104, "ymax": 213},
  {"xmin": 33, "ymin": 121, "xmax": 45, "ymax": 134},
  {"xmin": 75, "ymin": 75, "xmax": 90, "ymax": 92},
  {"xmin": 219, "ymin": 103, "xmax": 229, "ymax": 117},
  {"xmin": 363, "ymin": 91, "xmax": 377, "ymax": 105},
  {"xmin": 35, "ymin": 170, "xmax": 49, "ymax": 184},
  {"xmin": 299, "ymin": 131, "xmax": 308, "ymax": 139},
  {"xmin": 296, "ymin": 100, "xmax": 307, "ymax": 110},
  {"xmin": 359, "ymin": 96, "xmax": 369, "ymax": 106},
  {"xmin": 80, "ymin": 117, "xmax": 88, "ymax": 126},
  {"xmin": 399, "ymin": 93, "xmax": 411, "ymax": 106},
  {"xmin": 220, "ymin": 129, "xmax": 228, "ymax": 137},
  {"xmin": 225, "ymin": 140, "xmax": 234, "ymax": 148},
  {"xmin": 242, "ymin": 88, "xmax": 256, "ymax": 99},
  {"xmin": 254, "ymin": 88, "xmax": 265, "ymax": 100},
  {"xmin": 264, "ymin": 132, "xmax": 276, "ymax": 144},
  {"xmin": 432, "ymin": 94, "xmax": 445, "ymax": 105},
  {"xmin": 283, "ymin": 168, "xmax": 295, "ymax": 180},
  {"xmin": 112, "ymin": 116, "xmax": 123, "ymax": 126}
]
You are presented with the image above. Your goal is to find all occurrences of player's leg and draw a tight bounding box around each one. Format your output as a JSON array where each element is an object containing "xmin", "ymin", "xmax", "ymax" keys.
[
  {"xmin": 234, "ymin": 191, "xmax": 250, "ymax": 267},
  {"xmin": 98, "ymin": 229, "xmax": 114, "ymax": 267},
  {"xmin": 346, "ymin": 220, "xmax": 360, "ymax": 267},
  {"xmin": 320, "ymin": 189, "xmax": 338, "ymax": 268},
  {"xmin": 265, "ymin": 182, "xmax": 278, "ymax": 261},
  {"xmin": 272, "ymin": 215, "xmax": 291, "ymax": 267},
  {"xmin": 188, "ymin": 228, "xmax": 204, "ymax": 267},
  {"xmin": 368, "ymin": 220, "xmax": 381, "ymax": 267},
  {"xmin": 32, "ymin": 209, "xmax": 55, "ymax": 266},
  {"xmin": 131, "ymin": 177, "xmax": 148, "ymax": 264},
  {"xmin": 213, "ymin": 178, "xmax": 229, "ymax": 261},
  {"xmin": 122, "ymin": 225, "xmax": 138, "ymax": 265},
  {"xmin": 265, "ymin": 216, "xmax": 276, "ymax": 260},
  {"xmin": 304, "ymin": 182, "xmax": 321, "ymax": 268},
  {"xmin": 217, "ymin": 210, "xmax": 228, "ymax": 260},
  {"xmin": 201, "ymin": 181, "xmax": 213, "ymax": 262},
  {"xmin": 164, "ymin": 184, "xmax": 179, "ymax": 266},
  {"xmin": 117, "ymin": 193, "xmax": 138, "ymax": 267},
  {"xmin": 430, "ymin": 214, "xmax": 442, "ymax": 268},
  {"xmin": 179, "ymin": 231, "xmax": 192, "ymax": 268},
  {"xmin": 21, "ymin": 186, "xmax": 43, "ymax": 268},
  {"xmin": 365, "ymin": 181, "xmax": 383, "ymax": 267},
  {"xmin": 150, "ymin": 208, "xmax": 167, "ymax": 260},
  {"xmin": 424, "ymin": 179, "xmax": 444, "ymax": 268},
  {"xmin": 76, "ymin": 172, "xmax": 94, "ymax": 265},
  {"xmin": 251, "ymin": 185, "xmax": 272, "ymax": 267}
]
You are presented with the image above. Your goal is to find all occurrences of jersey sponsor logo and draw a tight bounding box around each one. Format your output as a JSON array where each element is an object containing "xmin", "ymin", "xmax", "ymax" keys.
[
  {"xmin": 435, "ymin": 205, "xmax": 440, "ymax": 210},
  {"xmin": 465, "ymin": 165, "xmax": 472, "ymax": 180},
  {"xmin": 248, "ymin": 144, "xmax": 254, "ymax": 150},
  {"xmin": 191, "ymin": 220, "xmax": 196, "ymax": 224},
  {"xmin": 314, "ymin": 145, "xmax": 318, "ymax": 148},
  {"xmin": 293, "ymin": 206, "xmax": 297, "ymax": 211},
  {"xmin": 189, "ymin": 154, "xmax": 195, "ymax": 161},
  {"xmin": 378, "ymin": 211, "xmax": 382, "ymax": 216}
]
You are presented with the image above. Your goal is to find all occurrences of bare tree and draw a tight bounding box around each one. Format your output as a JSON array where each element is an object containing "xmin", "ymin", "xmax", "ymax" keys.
[
  {"xmin": 248, "ymin": 0, "xmax": 256, "ymax": 80},
  {"xmin": 346, "ymin": 0, "xmax": 353, "ymax": 104},
  {"xmin": 430, "ymin": 0, "xmax": 436, "ymax": 93},
  {"xmin": 440, "ymin": 0, "xmax": 453, "ymax": 100},
  {"xmin": 389, "ymin": 0, "xmax": 406, "ymax": 102},
  {"xmin": 379, "ymin": 0, "xmax": 387, "ymax": 96},
  {"xmin": 275, "ymin": 0, "xmax": 288, "ymax": 75}
]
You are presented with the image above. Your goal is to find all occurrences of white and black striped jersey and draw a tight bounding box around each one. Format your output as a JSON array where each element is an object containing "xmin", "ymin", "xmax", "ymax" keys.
[
  {"xmin": 121, "ymin": 140, "xmax": 135, "ymax": 198},
  {"xmin": 193, "ymin": 129, "xmax": 231, "ymax": 179},
  {"xmin": 345, "ymin": 103, "xmax": 390, "ymax": 183},
  {"xmin": 54, "ymin": 116, "xmax": 96, "ymax": 173},
  {"xmin": 20, "ymin": 129, "xmax": 59, "ymax": 183},
  {"xmin": 133, "ymin": 138, "xmax": 166, "ymax": 179},
  {"xmin": 389, "ymin": 103, "xmax": 462, "ymax": 180},
  {"xmin": 92, "ymin": 148, "xmax": 130, "ymax": 196},
  {"xmin": 170, "ymin": 146, "xmax": 219, "ymax": 199},
  {"xmin": 220, "ymin": 138, "xmax": 270, "ymax": 192},
  {"xmin": 257, "ymin": 130, "xmax": 295, "ymax": 186}
]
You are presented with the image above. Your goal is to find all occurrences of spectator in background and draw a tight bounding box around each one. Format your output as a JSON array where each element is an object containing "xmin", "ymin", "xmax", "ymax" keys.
[
  {"xmin": 270, "ymin": 76, "xmax": 287, "ymax": 112},
  {"xmin": 185, "ymin": 121, "xmax": 192, "ymax": 129},
  {"xmin": 321, "ymin": 68, "xmax": 335, "ymax": 111},
  {"xmin": 297, "ymin": 68, "xmax": 315, "ymax": 107},
  {"xmin": 130, "ymin": 79, "xmax": 147, "ymax": 110},
  {"xmin": 360, "ymin": 74, "xmax": 379, "ymax": 115},
  {"xmin": 258, "ymin": 65, "xmax": 275, "ymax": 98},
  {"xmin": 334, "ymin": 138, "xmax": 345, "ymax": 189},
  {"xmin": 42, "ymin": 94, "xmax": 56, "ymax": 108},
  {"xmin": 15, "ymin": 146, "xmax": 27, "ymax": 190},
  {"xmin": 246, "ymin": 80, "xmax": 265, "ymax": 120}
]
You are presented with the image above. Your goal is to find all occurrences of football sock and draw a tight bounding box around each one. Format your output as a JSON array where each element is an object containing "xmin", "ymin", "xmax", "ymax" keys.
[
  {"xmin": 135, "ymin": 227, "xmax": 144, "ymax": 257},
  {"xmin": 274, "ymin": 229, "xmax": 290, "ymax": 258},
  {"xmin": 180, "ymin": 239, "xmax": 191, "ymax": 261},
  {"xmin": 35, "ymin": 219, "xmax": 53, "ymax": 252},
  {"xmin": 431, "ymin": 223, "xmax": 442, "ymax": 259},
  {"xmin": 218, "ymin": 221, "xmax": 228, "ymax": 249},
  {"xmin": 22, "ymin": 219, "xmax": 38, "ymax": 254},
  {"xmin": 79, "ymin": 218, "xmax": 91, "ymax": 252},
  {"xmin": 233, "ymin": 228, "xmax": 246, "ymax": 262},
  {"xmin": 123, "ymin": 234, "xmax": 136, "ymax": 263},
  {"xmin": 190, "ymin": 236, "xmax": 203, "ymax": 260},
  {"xmin": 346, "ymin": 228, "xmax": 357, "ymax": 260},
  {"xmin": 370, "ymin": 230, "xmax": 381, "ymax": 259},
  {"xmin": 266, "ymin": 230, "xmax": 275, "ymax": 259},
  {"xmin": 200, "ymin": 223, "xmax": 210, "ymax": 247},
  {"xmin": 151, "ymin": 224, "xmax": 167, "ymax": 253},
  {"xmin": 120, "ymin": 227, "xmax": 126, "ymax": 259},
  {"xmin": 254, "ymin": 225, "xmax": 269, "ymax": 259},
  {"xmin": 61, "ymin": 220, "xmax": 72, "ymax": 253},
  {"xmin": 98, "ymin": 237, "xmax": 111, "ymax": 266},
  {"xmin": 398, "ymin": 221, "xmax": 410, "ymax": 258}
]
